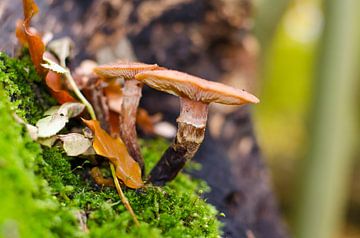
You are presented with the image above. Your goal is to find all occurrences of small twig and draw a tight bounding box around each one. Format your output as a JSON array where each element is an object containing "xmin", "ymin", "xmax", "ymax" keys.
[{"xmin": 110, "ymin": 164, "xmax": 140, "ymax": 226}]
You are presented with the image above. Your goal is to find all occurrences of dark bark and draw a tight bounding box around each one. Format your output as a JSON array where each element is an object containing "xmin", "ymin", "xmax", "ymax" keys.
[{"xmin": 0, "ymin": 0, "xmax": 288, "ymax": 237}]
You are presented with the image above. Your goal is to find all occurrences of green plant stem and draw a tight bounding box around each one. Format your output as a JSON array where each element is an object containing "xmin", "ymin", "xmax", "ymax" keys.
[
  {"xmin": 63, "ymin": 69, "xmax": 139, "ymax": 226},
  {"xmin": 295, "ymin": 0, "xmax": 360, "ymax": 237},
  {"xmin": 64, "ymin": 71, "xmax": 96, "ymax": 120},
  {"xmin": 110, "ymin": 164, "xmax": 140, "ymax": 226}
]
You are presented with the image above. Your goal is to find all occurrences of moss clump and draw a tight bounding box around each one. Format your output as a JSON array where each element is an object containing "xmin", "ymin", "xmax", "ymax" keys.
[
  {"xmin": 0, "ymin": 89, "xmax": 83, "ymax": 238},
  {"xmin": 0, "ymin": 52, "xmax": 55, "ymax": 123},
  {"xmin": 0, "ymin": 52, "xmax": 222, "ymax": 238},
  {"xmin": 39, "ymin": 143, "xmax": 220, "ymax": 238}
]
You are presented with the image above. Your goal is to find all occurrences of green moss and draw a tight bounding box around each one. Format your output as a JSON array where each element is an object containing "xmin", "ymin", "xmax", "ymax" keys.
[
  {"xmin": 0, "ymin": 52, "xmax": 55, "ymax": 123},
  {"xmin": 0, "ymin": 52, "xmax": 222, "ymax": 238},
  {"xmin": 0, "ymin": 89, "xmax": 83, "ymax": 238}
]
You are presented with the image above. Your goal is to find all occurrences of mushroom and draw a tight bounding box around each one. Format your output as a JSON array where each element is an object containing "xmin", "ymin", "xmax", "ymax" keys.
[
  {"xmin": 94, "ymin": 62, "xmax": 162, "ymax": 173},
  {"xmin": 135, "ymin": 70, "xmax": 259, "ymax": 185}
]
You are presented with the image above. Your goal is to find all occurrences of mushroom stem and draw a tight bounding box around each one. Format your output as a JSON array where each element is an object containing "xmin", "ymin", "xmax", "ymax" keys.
[
  {"xmin": 120, "ymin": 79, "xmax": 145, "ymax": 173},
  {"xmin": 149, "ymin": 97, "xmax": 208, "ymax": 185}
]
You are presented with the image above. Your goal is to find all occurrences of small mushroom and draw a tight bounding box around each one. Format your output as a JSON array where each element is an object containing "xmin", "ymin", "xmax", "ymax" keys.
[
  {"xmin": 135, "ymin": 70, "xmax": 259, "ymax": 185},
  {"xmin": 94, "ymin": 62, "xmax": 162, "ymax": 173}
]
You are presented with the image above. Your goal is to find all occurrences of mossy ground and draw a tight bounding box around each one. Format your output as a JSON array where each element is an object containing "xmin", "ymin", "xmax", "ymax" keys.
[{"xmin": 0, "ymin": 52, "xmax": 222, "ymax": 238}]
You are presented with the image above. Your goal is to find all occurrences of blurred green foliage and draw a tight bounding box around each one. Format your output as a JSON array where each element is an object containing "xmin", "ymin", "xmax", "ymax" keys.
[{"xmin": 254, "ymin": 0, "xmax": 360, "ymax": 237}]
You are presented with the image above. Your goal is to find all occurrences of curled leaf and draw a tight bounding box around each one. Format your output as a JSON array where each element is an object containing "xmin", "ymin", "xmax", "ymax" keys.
[
  {"xmin": 36, "ymin": 103, "xmax": 85, "ymax": 138},
  {"xmin": 82, "ymin": 119, "xmax": 143, "ymax": 189},
  {"xmin": 58, "ymin": 133, "xmax": 92, "ymax": 156},
  {"xmin": 36, "ymin": 113, "xmax": 68, "ymax": 138},
  {"xmin": 12, "ymin": 113, "xmax": 38, "ymax": 140},
  {"xmin": 22, "ymin": 0, "xmax": 39, "ymax": 22},
  {"xmin": 47, "ymin": 37, "xmax": 73, "ymax": 66},
  {"xmin": 136, "ymin": 108, "xmax": 162, "ymax": 135},
  {"xmin": 58, "ymin": 102, "xmax": 85, "ymax": 118},
  {"xmin": 90, "ymin": 167, "xmax": 114, "ymax": 187},
  {"xmin": 44, "ymin": 106, "xmax": 60, "ymax": 116},
  {"xmin": 16, "ymin": 0, "xmax": 45, "ymax": 74},
  {"xmin": 42, "ymin": 57, "xmax": 67, "ymax": 74},
  {"xmin": 45, "ymin": 71, "xmax": 77, "ymax": 104},
  {"xmin": 103, "ymin": 82, "xmax": 123, "ymax": 114}
]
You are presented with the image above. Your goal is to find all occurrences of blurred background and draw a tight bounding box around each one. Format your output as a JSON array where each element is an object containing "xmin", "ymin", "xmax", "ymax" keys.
[{"xmin": 253, "ymin": 0, "xmax": 359, "ymax": 237}]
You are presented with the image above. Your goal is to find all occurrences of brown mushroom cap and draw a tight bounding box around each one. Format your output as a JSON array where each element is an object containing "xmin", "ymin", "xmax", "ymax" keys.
[
  {"xmin": 94, "ymin": 61, "xmax": 161, "ymax": 79},
  {"xmin": 135, "ymin": 70, "xmax": 260, "ymax": 105}
]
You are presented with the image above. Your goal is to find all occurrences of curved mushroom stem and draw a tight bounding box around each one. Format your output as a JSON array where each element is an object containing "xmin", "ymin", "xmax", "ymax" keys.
[
  {"xmin": 149, "ymin": 97, "xmax": 208, "ymax": 185},
  {"xmin": 120, "ymin": 79, "xmax": 145, "ymax": 174}
]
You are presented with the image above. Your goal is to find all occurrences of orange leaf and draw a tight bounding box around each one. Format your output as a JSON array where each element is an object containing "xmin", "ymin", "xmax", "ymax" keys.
[
  {"xmin": 45, "ymin": 71, "xmax": 77, "ymax": 104},
  {"xmin": 24, "ymin": 26, "xmax": 45, "ymax": 74},
  {"xmin": 136, "ymin": 108, "xmax": 162, "ymax": 135},
  {"xmin": 15, "ymin": 20, "xmax": 27, "ymax": 45},
  {"xmin": 108, "ymin": 110, "xmax": 120, "ymax": 137},
  {"xmin": 17, "ymin": 0, "xmax": 46, "ymax": 75},
  {"xmin": 82, "ymin": 119, "xmax": 143, "ymax": 189},
  {"xmin": 22, "ymin": 0, "xmax": 39, "ymax": 24},
  {"xmin": 103, "ymin": 81, "xmax": 123, "ymax": 114}
]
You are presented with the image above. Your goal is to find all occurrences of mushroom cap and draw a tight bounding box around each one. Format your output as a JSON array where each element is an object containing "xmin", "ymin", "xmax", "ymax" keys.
[
  {"xmin": 94, "ymin": 61, "xmax": 161, "ymax": 80},
  {"xmin": 135, "ymin": 70, "xmax": 260, "ymax": 105}
]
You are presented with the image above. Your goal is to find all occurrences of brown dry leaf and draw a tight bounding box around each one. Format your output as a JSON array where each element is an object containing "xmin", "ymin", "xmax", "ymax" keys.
[
  {"xmin": 108, "ymin": 110, "xmax": 120, "ymax": 137},
  {"xmin": 22, "ymin": 0, "xmax": 39, "ymax": 22},
  {"xmin": 136, "ymin": 108, "xmax": 162, "ymax": 135},
  {"xmin": 16, "ymin": 0, "xmax": 46, "ymax": 75},
  {"xmin": 45, "ymin": 71, "xmax": 77, "ymax": 104},
  {"xmin": 82, "ymin": 119, "xmax": 143, "ymax": 189},
  {"xmin": 58, "ymin": 133, "xmax": 92, "ymax": 156},
  {"xmin": 103, "ymin": 81, "xmax": 123, "ymax": 114},
  {"xmin": 15, "ymin": 20, "xmax": 27, "ymax": 45},
  {"xmin": 90, "ymin": 167, "xmax": 114, "ymax": 187}
]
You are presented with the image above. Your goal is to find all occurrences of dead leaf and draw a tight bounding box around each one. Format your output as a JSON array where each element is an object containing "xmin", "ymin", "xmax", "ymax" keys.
[
  {"xmin": 103, "ymin": 81, "xmax": 123, "ymax": 114},
  {"xmin": 12, "ymin": 113, "xmax": 38, "ymax": 140},
  {"xmin": 82, "ymin": 119, "xmax": 143, "ymax": 189},
  {"xmin": 108, "ymin": 110, "xmax": 120, "ymax": 137},
  {"xmin": 24, "ymin": 26, "xmax": 46, "ymax": 74},
  {"xmin": 136, "ymin": 108, "xmax": 162, "ymax": 135},
  {"xmin": 58, "ymin": 133, "xmax": 92, "ymax": 156},
  {"xmin": 37, "ymin": 136, "xmax": 58, "ymax": 147},
  {"xmin": 45, "ymin": 71, "xmax": 77, "ymax": 104},
  {"xmin": 58, "ymin": 102, "xmax": 85, "ymax": 118},
  {"xmin": 90, "ymin": 167, "xmax": 114, "ymax": 187},
  {"xmin": 42, "ymin": 56, "xmax": 67, "ymax": 74},
  {"xmin": 15, "ymin": 20, "xmax": 27, "ymax": 45},
  {"xmin": 47, "ymin": 37, "xmax": 73, "ymax": 66},
  {"xmin": 36, "ymin": 102, "xmax": 85, "ymax": 138},
  {"xmin": 36, "ymin": 114, "xmax": 68, "ymax": 138},
  {"xmin": 44, "ymin": 106, "xmax": 60, "ymax": 116},
  {"xmin": 16, "ymin": 0, "xmax": 46, "ymax": 74},
  {"xmin": 22, "ymin": 0, "xmax": 39, "ymax": 22}
]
